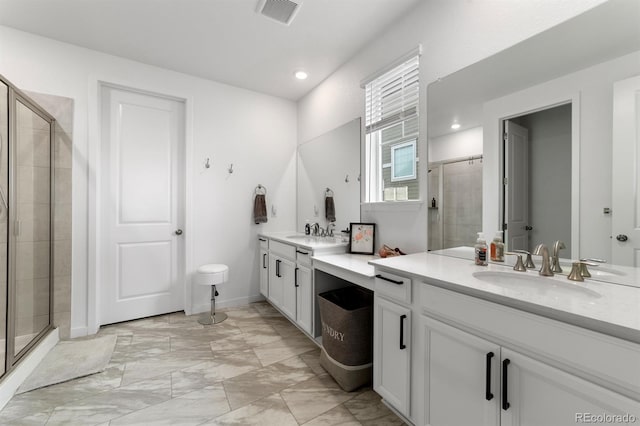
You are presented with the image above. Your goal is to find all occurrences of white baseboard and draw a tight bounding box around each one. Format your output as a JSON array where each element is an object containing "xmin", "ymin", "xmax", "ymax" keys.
[
  {"xmin": 0, "ymin": 328, "xmax": 59, "ymax": 411},
  {"xmin": 191, "ymin": 294, "xmax": 266, "ymax": 315},
  {"xmin": 70, "ymin": 326, "xmax": 89, "ymax": 338}
]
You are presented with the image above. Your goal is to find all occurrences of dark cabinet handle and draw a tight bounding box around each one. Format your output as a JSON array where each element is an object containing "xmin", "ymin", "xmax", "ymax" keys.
[
  {"xmin": 262, "ymin": 253, "xmax": 267, "ymax": 269},
  {"xmin": 295, "ymin": 267, "xmax": 299, "ymax": 287},
  {"xmin": 502, "ymin": 359, "xmax": 510, "ymax": 410},
  {"xmin": 296, "ymin": 250, "xmax": 309, "ymax": 255},
  {"xmin": 376, "ymin": 274, "xmax": 404, "ymax": 285},
  {"xmin": 276, "ymin": 259, "xmax": 281, "ymax": 277},
  {"xmin": 486, "ymin": 352, "xmax": 494, "ymax": 401},
  {"xmin": 399, "ymin": 314, "xmax": 407, "ymax": 350},
  {"xmin": 259, "ymin": 238, "xmax": 267, "ymax": 242}
]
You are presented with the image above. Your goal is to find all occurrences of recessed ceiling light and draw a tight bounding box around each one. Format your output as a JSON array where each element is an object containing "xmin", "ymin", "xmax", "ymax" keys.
[
  {"xmin": 451, "ymin": 123, "xmax": 461, "ymax": 130},
  {"xmin": 294, "ymin": 70, "xmax": 308, "ymax": 80}
]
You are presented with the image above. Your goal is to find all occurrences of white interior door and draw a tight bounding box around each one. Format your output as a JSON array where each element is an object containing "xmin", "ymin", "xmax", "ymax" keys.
[
  {"xmin": 612, "ymin": 75, "xmax": 640, "ymax": 266},
  {"xmin": 504, "ymin": 120, "xmax": 530, "ymax": 251},
  {"xmin": 100, "ymin": 86, "xmax": 185, "ymax": 325}
]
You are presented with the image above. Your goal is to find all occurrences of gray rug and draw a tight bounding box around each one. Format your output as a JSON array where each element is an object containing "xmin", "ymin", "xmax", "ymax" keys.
[{"xmin": 17, "ymin": 334, "xmax": 117, "ymax": 394}]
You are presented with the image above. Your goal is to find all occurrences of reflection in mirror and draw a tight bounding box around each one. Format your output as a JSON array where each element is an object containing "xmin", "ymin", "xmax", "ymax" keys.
[
  {"xmin": 297, "ymin": 118, "xmax": 361, "ymax": 234},
  {"xmin": 427, "ymin": 0, "xmax": 640, "ymax": 278}
]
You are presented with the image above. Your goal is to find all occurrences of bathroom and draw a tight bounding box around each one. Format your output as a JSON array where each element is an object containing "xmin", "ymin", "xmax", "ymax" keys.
[{"xmin": 0, "ymin": 0, "xmax": 638, "ymax": 424}]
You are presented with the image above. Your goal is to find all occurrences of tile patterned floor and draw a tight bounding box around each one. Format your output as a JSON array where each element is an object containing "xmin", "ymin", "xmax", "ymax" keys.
[{"xmin": 0, "ymin": 302, "xmax": 406, "ymax": 425}]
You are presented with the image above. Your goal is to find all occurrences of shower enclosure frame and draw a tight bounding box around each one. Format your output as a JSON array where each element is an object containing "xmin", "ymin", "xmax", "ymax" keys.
[{"xmin": 1, "ymin": 73, "xmax": 55, "ymax": 376}]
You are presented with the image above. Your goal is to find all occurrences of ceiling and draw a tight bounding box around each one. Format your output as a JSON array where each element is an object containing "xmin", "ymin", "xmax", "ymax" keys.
[{"xmin": 0, "ymin": 0, "xmax": 422, "ymax": 100}]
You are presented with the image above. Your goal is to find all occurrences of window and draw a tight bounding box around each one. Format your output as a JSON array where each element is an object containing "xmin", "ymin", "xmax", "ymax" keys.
[{"xmin": 363, "ymin": 50, "xmax": 420, "ymax": 202}]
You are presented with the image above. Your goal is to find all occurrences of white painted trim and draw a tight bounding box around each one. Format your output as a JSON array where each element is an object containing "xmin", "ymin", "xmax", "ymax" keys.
[
  {"xmin": 483, "ymin": 89, "xmax": 580, "ymax": 259},
  {"xmin": 69, "ymin": 326, "xmax": 88, "ymax": 339},
  {"xmin": 360, "ymin": 44, "xmax": 423, "ymax": 88},
  {"xmin": 87, "ymin": 74, "xmax": 195, "ymax": 335},
  {"xmin": 0, "ymin": 328, "xmax": 59, "ymax": 411},
  {"xmin": 361, "ymin": 200, "xmax": 424, "ymax": 213}
]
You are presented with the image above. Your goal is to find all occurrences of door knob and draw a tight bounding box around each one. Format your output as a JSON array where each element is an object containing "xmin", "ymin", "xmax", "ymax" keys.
[
  {"xmin": 616, "ymin": 234, "xmax": 628, "ymax": 242},
  {"xmin": 175, "ymin": 229, "xmax": 183, "ymax": 236},
  {"xmin": 524, "ymin": 225, "xmax": 533, "ymax": 231}
]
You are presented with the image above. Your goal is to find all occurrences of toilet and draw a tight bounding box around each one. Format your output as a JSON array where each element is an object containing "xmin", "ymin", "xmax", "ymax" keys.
[{"xmin": 194, "ymin": 264, "xmax": 229, "ymax": 325}]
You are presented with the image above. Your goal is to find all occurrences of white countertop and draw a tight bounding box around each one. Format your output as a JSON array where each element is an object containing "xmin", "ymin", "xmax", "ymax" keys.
[
  {"xmin": 312, "ymin": 253, "xmax": 377, "ymax": 278},
  {"xmin": 259, "ymin": 232, "xmax": 348, "ymax": 252},
  {"xmin": 369, "ymin": 252, "xmax": 640, "ymax": 343}
]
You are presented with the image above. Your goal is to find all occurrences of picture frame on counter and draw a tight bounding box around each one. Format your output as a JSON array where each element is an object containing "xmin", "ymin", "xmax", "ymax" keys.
[{"xmin": 349, "ymin": 222, "xmax": 376, "ymax": 255}]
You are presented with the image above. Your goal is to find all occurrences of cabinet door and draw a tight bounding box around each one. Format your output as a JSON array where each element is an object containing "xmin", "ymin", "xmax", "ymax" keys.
[
  {"xmin": 422, "ymin": 316, "xmax": 500, "ymax": 426},
  {"xmin": 268, "ymin": 254, "xmax": 283, "ymax": 308},
  {"xmin": 501, "ymin": 348, "xmax": 640, "ymax": 426},
  {"xmin": 295, "ymin": 265, "xmax": 313, "ymax": 335},
  {"xmin": 279, "ymin": 258, "xmax": 296, "ymax": 320},
  {"xmin": 374, "ymin": 295, "xmax": 411, "ymax": 417},
  {"xmin": 259, "ymin": 248, "xmax": 269, "ymax": 297}
]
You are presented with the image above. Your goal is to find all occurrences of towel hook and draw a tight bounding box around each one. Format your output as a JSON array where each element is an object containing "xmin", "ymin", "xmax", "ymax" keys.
[
  {"xmin": 205, "ymin": 158, "xmax": 210, "ymax": 169},
  {"xmin": 345, "ymin": 174, "xmax": 349, "ymax": 183},
  {"xmin": 228, "ymin": 163, "xmax": 234, "ymax": 174},
  {"xmin": 255, "ymin": 184, "xmax": 267, "ymax": 195},
  {"xmin": 325, "ymin": 188, "xmax": 334, "ymax": 197}
]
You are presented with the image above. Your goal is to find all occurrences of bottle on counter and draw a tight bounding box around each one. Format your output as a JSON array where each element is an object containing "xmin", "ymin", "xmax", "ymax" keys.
[
  {"xmin": 304, "ymin": 220, "xmax": 311, "ymax": 235},
  {"xmin": 475, "ymin": 232, "xmax": 488, "ymax": 266},
  {"xmin": 490, "ymin": 231, "xmax": 505, "ymax": 262},
  {"xmin": 431, "ymin": 197, "xmax": 437, "ymax": 208}
]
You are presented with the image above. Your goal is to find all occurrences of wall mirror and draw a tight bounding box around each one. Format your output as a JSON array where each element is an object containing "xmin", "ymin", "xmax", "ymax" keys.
[
  {"xmin": 427, "ymin": 0, "xmax": 640, "ymax": 281},
  {"xmin": 297, "ymin": 118, "xmax": 361, "ymax": 234}
]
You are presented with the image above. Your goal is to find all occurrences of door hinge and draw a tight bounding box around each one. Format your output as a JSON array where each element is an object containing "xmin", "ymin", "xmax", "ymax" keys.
[
  {"xmin": 503, "ymin": 132, "xmax": 508, "ymax": 141},
  {"xmin": 503, "ymin": 223, "xmax": 508, "ymax": 231},
  {"xmin": 503, "ymin": 177, "xmax": 508, "ymax": 185}
]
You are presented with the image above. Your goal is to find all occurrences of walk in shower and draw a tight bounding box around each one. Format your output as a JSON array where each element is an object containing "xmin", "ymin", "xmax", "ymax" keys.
[{"xmin": 0, "ymin": 74, "xmax": 54, "ymax": 377}]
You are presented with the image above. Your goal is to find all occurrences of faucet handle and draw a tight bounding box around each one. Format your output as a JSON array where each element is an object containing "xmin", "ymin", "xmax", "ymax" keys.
[
  {"xmin": 505, "ymin": 252, "xmax": 527, "ymax": 272},
  {"xmin": 568, "ymin": 260, "xmax": 600, "ymax": 281},
  {"xmin": 513, "ymin": 250, "xmax": 536, "ymax": 269},
  {"xmin": 577, "ymin": 258, "xmax": 602, "ymax": 278}
]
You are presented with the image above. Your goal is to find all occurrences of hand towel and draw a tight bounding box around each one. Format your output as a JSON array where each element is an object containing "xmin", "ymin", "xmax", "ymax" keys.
[
  {"xmin": 254, "ymin": 194, "xmax": 267, "ymax": 224},
  {"xmin": 325, "ymin": 196, "xmax": 336, "ymax": 222}
]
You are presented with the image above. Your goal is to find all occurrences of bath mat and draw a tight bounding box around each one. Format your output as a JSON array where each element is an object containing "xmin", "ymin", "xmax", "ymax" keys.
[{"xmin": 17, "ymin": 334, "xmax": 117, "ymax": 394}]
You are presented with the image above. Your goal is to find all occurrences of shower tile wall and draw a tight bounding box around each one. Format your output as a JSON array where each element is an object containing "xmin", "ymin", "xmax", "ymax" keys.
[
  {"xmin": 442, "ymin": 161, "xmax": 483, "ymax": 249},
  {"xmin": 0, "ymin": 81, "xmax": 7, "ymax": 372},
  {"xmin": 427, "ymin": 166, "xmax": 441, "ymax": 250},
  {"xmin": 25, "ymin": 91, "xmax": 73, "ymax": 340}
]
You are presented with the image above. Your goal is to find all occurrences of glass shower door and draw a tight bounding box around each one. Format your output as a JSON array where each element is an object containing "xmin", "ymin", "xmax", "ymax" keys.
[
  {"xmin": 0, "ymin": 81, "xmax": 8, "ymax": 375},
  {"xmin": 13, "ymin": 99, "xmax": 51, "ymax": 356}
]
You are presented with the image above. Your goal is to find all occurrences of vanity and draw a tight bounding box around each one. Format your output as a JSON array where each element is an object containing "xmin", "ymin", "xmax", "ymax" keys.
[{"xmin": 369, "ymin": 253, "xmax": 640, "ymax": 426}]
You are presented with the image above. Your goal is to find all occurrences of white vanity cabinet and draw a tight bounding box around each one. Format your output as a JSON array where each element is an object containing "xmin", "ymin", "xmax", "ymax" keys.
[
  {"xmin": 419, "ymin": 284, "xmax": 640, "ymax": 426},
  {"xmin": 258, "ymin": 234, "xmax": 347, "ymax": 339},
  {"xmin": 373, "ymin": 270, "xmax": 413, "ymax": 420},
  {"xmin": 259, "ymin": 237, "xmax": 269, "ymax": 297}
]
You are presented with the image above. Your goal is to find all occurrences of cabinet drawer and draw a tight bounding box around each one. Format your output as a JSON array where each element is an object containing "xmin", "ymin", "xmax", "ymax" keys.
[
  {"xmin": 258, "ymin": 236, "xmax": 269, "ymax": 249},
  {"xmin": 270, "ymin": 240, "xmax": 296, "ymax": 260},
  {"xmin": 375, "ymin": 270, "xmax": 412, "ymax": 304},
  {"xmin": 296, "ymin": 247, "xmax": 312, "ymax": 266}
]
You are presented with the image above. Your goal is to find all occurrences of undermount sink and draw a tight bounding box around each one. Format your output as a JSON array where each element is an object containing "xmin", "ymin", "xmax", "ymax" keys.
[{"xmin": 472, "ymin": 271, "xmax": 601, "ymax": 300}]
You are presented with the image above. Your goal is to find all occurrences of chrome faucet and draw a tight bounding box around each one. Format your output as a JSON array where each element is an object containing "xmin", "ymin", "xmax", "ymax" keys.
[
  {"xmin": 326, "ymin": 223, "xmax": 335, "ymax": 237},
  {"xmin": 551, "ymin": 240, "xmax": 566, "ymax": 273},
  {"xmin": 578, "ymin": 257, "xmax": 606, "ymax": 277},
  {"xmin": 311, "ymin": 222, "xmax": 320, "ymax": 236},
  {"xmin": 533, "ymin": 243, "xmax": 554, "ymax": 276}
]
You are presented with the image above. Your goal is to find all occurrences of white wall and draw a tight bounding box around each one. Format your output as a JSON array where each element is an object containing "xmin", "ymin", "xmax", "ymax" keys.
[
  {"xmin": 297, "ymin": 0, "xmax": 605, "ymax": 253},
  {"xmin": 482, "ymin": 51, "xmax": 640, "ymax": 261},
  {"xmin": 429, "ymin": 126, "xmax": 483, "ymax": 163},
  {"xmin": 0, "ymin": 26, "xmax": 297, "ymax": 336}
]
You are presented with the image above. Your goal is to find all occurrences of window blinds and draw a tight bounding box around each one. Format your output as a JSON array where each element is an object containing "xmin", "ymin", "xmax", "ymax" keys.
[{"xmin": 365, "ymin": 55, "xmax": 419, "ymax": 134}]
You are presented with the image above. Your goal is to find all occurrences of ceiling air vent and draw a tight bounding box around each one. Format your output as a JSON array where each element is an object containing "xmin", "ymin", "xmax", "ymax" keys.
[{"xmin": 256, "ymin": 0, "xmax": 302, "ymax": 26}]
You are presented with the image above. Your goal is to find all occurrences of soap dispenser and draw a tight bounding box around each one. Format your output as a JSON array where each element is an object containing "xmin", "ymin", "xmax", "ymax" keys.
[
  {"xmin": 490, "ymin": 231, "xmax": 505, "ymax": 262},
  {"xmin": 475, "ymin": 232, "xmax": 488, "ymax": 266}
]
